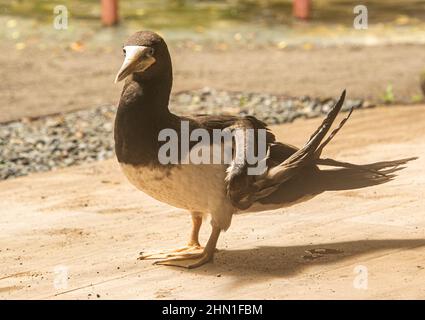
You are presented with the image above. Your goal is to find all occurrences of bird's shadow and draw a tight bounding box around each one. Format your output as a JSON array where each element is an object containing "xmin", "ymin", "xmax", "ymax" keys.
[
  {"xmin": 195, "ymin": 239, "xmax": 425, "ymax": 280},
  {"xmin": 247, "ymin": 157, "xmax": 418, "ymax": 212},
  {"xmin": 194, "ymin": 157, "xmax": 423, "ymax": 279}
]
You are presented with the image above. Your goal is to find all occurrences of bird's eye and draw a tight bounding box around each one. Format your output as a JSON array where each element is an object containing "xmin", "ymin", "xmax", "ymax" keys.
[
  {"xmin": 122, "ymin": 48, "xmax": 126, "ymax": 56},
  {"xmin": 146, "ymin": 48, "xmax": 154, "ymax": 56}
]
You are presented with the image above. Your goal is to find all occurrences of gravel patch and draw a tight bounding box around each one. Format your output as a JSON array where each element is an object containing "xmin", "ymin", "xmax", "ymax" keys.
[
  {"xmin": 0, "ymin": 88, "xmax": 373, "ymax": 180},
  {"xmin": 174, "ymin": 87, "xmax": 371, "ymax": 124},
  {"xmin": 0, "ymin": 107, "xmax": 115, "ymax": 180}
]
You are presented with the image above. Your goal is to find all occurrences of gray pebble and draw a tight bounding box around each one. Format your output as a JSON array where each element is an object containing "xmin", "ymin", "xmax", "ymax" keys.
[{"xmin": 0, "ymin": 88, "xmax": 365, "ymax": 180}]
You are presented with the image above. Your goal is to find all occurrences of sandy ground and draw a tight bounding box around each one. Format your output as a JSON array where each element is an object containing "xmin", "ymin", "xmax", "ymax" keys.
[
  {"xmin": 1, "ymin": 43, "xmax": 424, "ymax": 123},
  {"xmin": 1, "ymin": 105, "xmax": 425, "ymax": 299}
]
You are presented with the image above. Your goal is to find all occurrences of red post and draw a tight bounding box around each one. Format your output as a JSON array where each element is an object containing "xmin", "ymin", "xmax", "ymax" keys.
[
  {"xmin": 293, "ymin": 0, "xmax": 311, "ymax": 20},
  {"xmin": 101, "ymin": 0, "xmax": 119, "ymax": 26}
]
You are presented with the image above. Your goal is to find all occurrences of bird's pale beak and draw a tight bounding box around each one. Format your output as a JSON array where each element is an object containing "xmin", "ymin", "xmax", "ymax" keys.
[{"xmin": 114, "ymin": 45, "xmax": 155, "ymax": 83}]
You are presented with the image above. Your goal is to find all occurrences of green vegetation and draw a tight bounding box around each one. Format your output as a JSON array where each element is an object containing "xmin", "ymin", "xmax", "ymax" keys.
[
  {"xmin": 382, "ymin": 84, "xmax": 395, "ymax": 104},
  {"xmin": 411, "ymin": 94, "xmax": 423, "ymax": 103}
]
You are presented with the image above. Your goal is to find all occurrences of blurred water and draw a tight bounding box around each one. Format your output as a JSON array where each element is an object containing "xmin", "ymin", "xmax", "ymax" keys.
[
  {"xmin": 1, "ymin": 0, "xmax": 425, "ymax": 28},
  {"xmin": 1, "ymin": 0, "xmax": 425, "ymax": 48}
]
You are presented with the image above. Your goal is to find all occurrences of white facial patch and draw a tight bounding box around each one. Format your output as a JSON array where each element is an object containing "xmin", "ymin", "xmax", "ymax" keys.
[
  {"xmin": 123, "ymin": 45, "xmax": 146, "ymax": 60},
  {"xmin": 115, "ymin": 45, "xmax": 156, "ymax": 82},
  {"xmin": 123, "ymin": 45, "xmax": 155, "ymax": 72}
]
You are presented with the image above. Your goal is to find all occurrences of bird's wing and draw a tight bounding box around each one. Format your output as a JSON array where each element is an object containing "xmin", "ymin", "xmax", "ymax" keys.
[
  {"xmin": 181, "ymin": 91, "xmax": 352, "ymax": 211},
  {"xmin": 225, "ymin": 141, "xmax": 300, "ymax": 209},
  {"xmin": 182, "ymin": 114, "xmax": 280, "ymax": 207},
  {"xmin": 228, "ymin": 90, "xmax": 350, "ymax": 210}
]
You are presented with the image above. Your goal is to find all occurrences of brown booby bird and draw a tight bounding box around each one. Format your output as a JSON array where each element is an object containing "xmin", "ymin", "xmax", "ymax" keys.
[{"xmin": 114, "ymin": 31, "xmax": 382, "ymax": 268}]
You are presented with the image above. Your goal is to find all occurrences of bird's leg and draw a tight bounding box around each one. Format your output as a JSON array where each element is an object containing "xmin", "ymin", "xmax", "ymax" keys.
[
  {"xmin": 138, "ymin": 212, "xmax": 203, "ymax": 260},
  {"xmin": 187, "ymin": 213, "xmax": 202, "ymax": 248},
  {"xmin": 154, "ymin": 223, "xmax": 221, "ymax": 269}
]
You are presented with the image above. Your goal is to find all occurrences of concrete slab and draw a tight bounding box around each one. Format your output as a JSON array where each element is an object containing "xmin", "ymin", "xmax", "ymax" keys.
[{"xmin": 1, "ymin": 105, "xmax": 425, "ymax": 299}]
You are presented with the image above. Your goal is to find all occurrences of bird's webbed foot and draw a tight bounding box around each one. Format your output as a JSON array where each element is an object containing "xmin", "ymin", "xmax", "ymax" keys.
[
  {"xmin": 139, "ymin": 213, "xmax": 204, "ymax": 260},
  {"xmin": 138, "ymin": 243, "xmax": 203, "ymax": 260},
  {"xmin": 153, "ymin": 249, "xmax": 214, "ymax": 269},
  {"xmin": 152, "ymin": 224, "xmax": 221, "ymax": 269}
]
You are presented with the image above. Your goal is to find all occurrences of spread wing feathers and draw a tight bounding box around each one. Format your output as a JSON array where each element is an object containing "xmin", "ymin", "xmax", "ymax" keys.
[
  {"xmin": 222, "ymin": 118, "xmax": 271, "ymax": 182},
  {"xmin": 184, "ymin": 91, "xmax": 377, "ymax": 211},
  {"xmin": 227, "ymin": 90, "xmax": 354, "ymax": 209},
  {"xmin": 182, "ymin": 115, "xmax": 277, "ymax": 207},
  {"xmin": 269, "ymin": 89, "xmax": 347, "ymax": 177}
]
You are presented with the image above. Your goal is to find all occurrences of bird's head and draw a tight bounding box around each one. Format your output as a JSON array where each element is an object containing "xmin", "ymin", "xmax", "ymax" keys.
[{"xmin": 115, "ymin": 31, "xmax": 171, "ymax": 83}]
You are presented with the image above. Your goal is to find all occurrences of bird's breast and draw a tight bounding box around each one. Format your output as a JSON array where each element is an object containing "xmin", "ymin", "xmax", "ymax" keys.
[{"xmin": 119, "ymin": 162, "xmax": 231, "ymax": 213}]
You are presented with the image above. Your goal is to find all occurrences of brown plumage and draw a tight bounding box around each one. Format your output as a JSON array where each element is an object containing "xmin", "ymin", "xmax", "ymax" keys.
[{"xmin": 114, "ymin": 31, "xmax": 398, "ymax": 268}]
